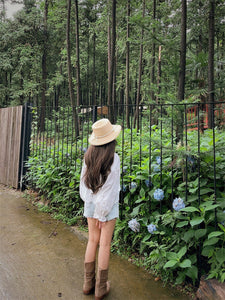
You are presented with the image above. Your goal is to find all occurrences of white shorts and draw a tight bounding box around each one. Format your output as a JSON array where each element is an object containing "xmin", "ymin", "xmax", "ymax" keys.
[{"xmin": 83, "ymin": 201, "xmax": 119, "ymax": 221}]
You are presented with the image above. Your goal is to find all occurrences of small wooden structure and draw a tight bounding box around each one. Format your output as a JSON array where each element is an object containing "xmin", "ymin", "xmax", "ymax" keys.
[
  {"xmin": 186, "ymin": 101, "xmax": 225, "ymax": 130},
  {"xmin": 97, "ymin": 106, "xmax": 108, "ymax": 116},
  {"xmin": 0, "ymin": 104, "xmax": 31, "ymax": 189}
]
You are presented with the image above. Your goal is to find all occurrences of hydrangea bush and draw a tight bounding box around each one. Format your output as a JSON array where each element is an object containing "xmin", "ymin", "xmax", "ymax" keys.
[{"xmin": 113, "ymin": 126, "xmax": 225, "ymax": 286}]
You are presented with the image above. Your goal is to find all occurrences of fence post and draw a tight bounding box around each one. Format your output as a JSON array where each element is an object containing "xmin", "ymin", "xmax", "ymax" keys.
[
  {"xmin": 92, "ymin": 105, "xmax": 97, "ymax": 123},
  {"xmin": 19, "ymin": 103, "xmax": 32, "ymax": 190}
]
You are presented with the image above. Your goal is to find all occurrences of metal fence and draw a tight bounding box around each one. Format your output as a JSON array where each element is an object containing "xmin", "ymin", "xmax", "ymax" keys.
[{"xmin": 27, "ymin": 102, "xmax": 225, "ymax": 221}]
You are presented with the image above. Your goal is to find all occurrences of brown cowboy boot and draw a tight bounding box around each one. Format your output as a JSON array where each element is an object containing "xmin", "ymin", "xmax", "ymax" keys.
[
  {"xmin": 95, "ymin": 268, "xmax": 110, "ymax": 300},
  {"xmin": 83, "ymin": 261, "xmax": 95, "ymax": 295}
]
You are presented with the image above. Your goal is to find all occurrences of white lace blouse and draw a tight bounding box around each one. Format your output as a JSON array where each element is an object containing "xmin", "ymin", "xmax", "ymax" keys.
[{"xmin": 79, "ymin": 153, "xmax": 121, "ymax": 222}]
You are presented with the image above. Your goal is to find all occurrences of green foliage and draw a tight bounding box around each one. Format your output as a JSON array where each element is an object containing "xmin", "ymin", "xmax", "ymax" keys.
[
  {"xmin": 1, "ymin": 0, "xmax": 225, "ymax": 108},
  {"xmin": 25, "ymin": 148, "xmax": 85, "ymax": 225},
  {"xmin": 113, "ymin": 125, "xmax": 225, "ymax": 285}
]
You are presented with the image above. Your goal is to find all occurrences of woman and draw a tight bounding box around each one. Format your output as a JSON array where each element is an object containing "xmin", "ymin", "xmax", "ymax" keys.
[{"xmin": 80, "ymin": 118, "xmax": 121, "ymax": 300}]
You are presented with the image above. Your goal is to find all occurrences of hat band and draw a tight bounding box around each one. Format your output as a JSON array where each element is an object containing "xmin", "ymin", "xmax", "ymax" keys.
[{"xmin": 93, "ymin": 127, "xmax": 115, "ymax": 139}]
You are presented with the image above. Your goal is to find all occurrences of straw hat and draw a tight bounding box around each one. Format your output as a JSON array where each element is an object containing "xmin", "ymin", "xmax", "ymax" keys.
[{"xmin": 89, "ymin": 118, "xmax": 121, "ymax": 146}]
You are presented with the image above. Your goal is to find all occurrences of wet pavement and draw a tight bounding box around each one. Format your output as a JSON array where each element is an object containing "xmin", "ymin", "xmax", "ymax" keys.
[{"xmin": 0, "ymin": 186, "xmax": 190, "ymax": 300}]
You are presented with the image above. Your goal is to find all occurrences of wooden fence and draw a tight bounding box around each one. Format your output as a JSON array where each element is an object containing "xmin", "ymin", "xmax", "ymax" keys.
[{"xmin": 0, "ymin": 105, "xmax": 31, "ymax": 188}]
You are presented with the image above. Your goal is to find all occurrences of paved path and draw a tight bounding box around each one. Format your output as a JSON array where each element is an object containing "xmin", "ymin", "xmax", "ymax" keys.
[{"xmin": 0, "ymin": 186, "xmax": 190, "ymax": 300}]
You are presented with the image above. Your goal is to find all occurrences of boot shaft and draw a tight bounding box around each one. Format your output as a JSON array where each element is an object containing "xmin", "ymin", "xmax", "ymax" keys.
[
  {"xmin": 83, "ymin": 261, "xmax": 95, "ymax": 295},
  {"xmin": 95, "ymin": 269, "xmax": 110, "ymax": 300}
]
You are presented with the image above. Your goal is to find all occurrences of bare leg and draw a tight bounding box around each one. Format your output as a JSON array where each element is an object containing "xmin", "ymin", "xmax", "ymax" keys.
[
  {"xmin": 85, "ymin": 217, "xmax": 101, "ymax": 262},
  {"xmin": 98, "ymin": 219, "xmax": 116, "ymax": 270}
]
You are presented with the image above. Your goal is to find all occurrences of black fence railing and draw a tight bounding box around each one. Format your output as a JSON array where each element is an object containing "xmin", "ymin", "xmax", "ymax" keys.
[{"xmin": 27, "ymin": 102, "xmax": 225, "ymax": 219}]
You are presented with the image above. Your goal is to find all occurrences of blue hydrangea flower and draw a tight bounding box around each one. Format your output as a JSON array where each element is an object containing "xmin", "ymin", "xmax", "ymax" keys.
[
  {"xmin": 145, "ymin": 179, "xmax": 153, "ymax": 188},
  {"xmin": 153, "ymin": 189, "xmax": 164, "ymax": 201},
  {"xmin": 153, "ymin": 165, "xmax": 160, "ymax": 173},
  {"xmin": 187, "ymin": 156, "xmax": 195, "ymax": 165},
  {"xmin": 130, "ymin": 182, "xmax": 137, "ymax": 190},
  {"xmin": 123, "ymin": 166, "xmax": 128, "ymax": 173},
  {"xmin": 147, "ymin": 223, "xmax": 157, "ymax": 234},
  {"xmin": 128, "ymin": 219, "xmax": 140, "ymax": 232},
  {"xmin": 79, "ymin": 146, "xmax": 87, "ymax": 153},
  {"xmin": 145, "ymin": 179, "xmax": 150, "ymax": 187},
  {"xmin": 122, "ymin": 184, "xmax": 127, "ymax": 192},
  {"xmin": 156, "ymin": 156, "xmax": 161, "ymax": 165},
  {"xmin": 187, "ymin": 155, "xmax": 197, "ymax": 171},
  {"xmin": 172, "ymin": 197, "xmax": 185, "ymax": 211}
]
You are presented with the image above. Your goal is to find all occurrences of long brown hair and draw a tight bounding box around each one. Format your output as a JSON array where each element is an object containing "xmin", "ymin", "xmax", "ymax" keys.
[{"xmin": 83, "ymin": 140, "xmax": 116, "ymax": 194}]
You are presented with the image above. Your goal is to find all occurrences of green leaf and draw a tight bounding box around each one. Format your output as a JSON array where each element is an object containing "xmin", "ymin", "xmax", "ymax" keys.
[
  {"xmin": 176, "ymin": 221, "xmax": 189, "ymax": 228},
  {"xmin": 166, "ymin": 252, "xmax": 178, "ymax": 260},
  {"xmin": 200, "ymin": 188, "xmax": 214, "ymax": 195},
  {"xmin": 201, "ymin": 246, "xmax": 214, "ymax": 257},
  {"xmin": 218, "ymin": 223, "xmax": 225, "ymax": 232},
  {"xmin": 178, "ymin": 246, "xmax": 187, "ymax": 260},
  {"xmin": 130, "ymin": 205, "xmax": 140, "ymax": 217},
  {"xmin": 190, "ymin": 217, "xmax": 204, "ymax": 227},
  {"xmin": 215, "ymin": 248, "xmax": 225, "ymax": 264},
  {"xmin": 164, "ymin": 260, "xmax": 178, "ymax": 269},
  {"xmin": 179, "ymin": 259, "xmax": 192, "ymax": 268},
  {"xmin": 182, "ymin": 230, "xmax": 195, "ymax": 243},
  {"xmin": 202, "ymin": 204, "xmax": 220, "ymax": 212},
  {"xmin": 139, "ymin": 187, "xmax": 145, "ymax": 198},
  {"xmin": 141, "ymin": 233, "xmax": 151, "ymax": 243},
  {"xmin": 175, "ymin": 271, "xmax": 186, "ymax": 285},
  {"xmin": 69, "ymin": 180, "xmax": 75, "ymax": 188},
  {"xmin": 203, "ymin": 238, "xmax": 219, "ymax": 247},
  {"xmin": 195, "ymin": 229, "xmax": 207, "ymax": 239},
  {"xmin": 135, "ymin": 197, "xmax": 145, "ymax": 204},
  {"xmin": 187, "ymin": 195, "xmax": 199, "ymax": 202},
  {"xmin": 180, "ymin": 206, "xmax": 199, "ymax": 213},
  {"xmin": 208, "ymin": 231, "xmax": 223, "ymax": 239},
  {"xmin": 186, "ymin": 265, "xmax": 198, "ymax": 280},
  {"xmin": 189, "ymin": 188, "xmax": 198, "ymax": 194}
]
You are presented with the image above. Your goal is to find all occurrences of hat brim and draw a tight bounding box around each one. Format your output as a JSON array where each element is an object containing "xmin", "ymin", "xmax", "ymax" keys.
[{"xmin": 89, "ymin": 124, "xmax": 121, "ymax": 146}]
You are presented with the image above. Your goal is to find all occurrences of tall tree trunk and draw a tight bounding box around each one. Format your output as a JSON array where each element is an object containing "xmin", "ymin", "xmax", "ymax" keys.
[
  {"xmin": 92, "ymin": 32, "xmax": 96, "ymax": 106},
  {"xmin": 107, "ymin": 1, "xmax": 112, "ymax": 116},
  {"xmin": 208, "ymin": 0, "xmax": 215, "ymax": 129},
  {"xmin": 86, "ymin": 33, "xmax": 89, "ymax": 106},
  {"xmin": 134, "ymin": 0, "xmax": 145, "ymax": 130},
  {"xmin": 176, "ymin": 0, "xmax": 187, "ymax": 143},
  {"xmin": 66, "ymin": 0, "xmax": 79, "ymax": 137},
  {"xmin": 74, "ymin": 0, "xmax": 81, "ymax": 108},
  {"xmin": 125, "ymin": 0, "xmax": 130, "ymax": 128},
  {"xmin": 113, "ymin": 48, "xmax": 117, "ymax": 120},
  {"xmin": 108, "ymin": 0, "xmax": 116, "ymax": 123},
  {"xmin": 156, "ymin": 45, "xmax": 162, "ymax": 104},
  {"xmin": 196, "ymin": 32, "xmax": 206, "ymax": 133},
  {"xmin": 40, "ymin": 0, "xmax": 48, "ymax": 132},
  {"xmin": 151, "ymin": 0, "xmax": 156, "ymax": 102}
]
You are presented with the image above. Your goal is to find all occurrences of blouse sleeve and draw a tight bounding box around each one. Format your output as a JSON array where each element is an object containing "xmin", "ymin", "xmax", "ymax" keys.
[
  {"xmin": 93, "ymin": 154, "xmax": 121, "ymax": 222},
  {"xmin": 79, "ymin": 161, "xmax": 92, "ymax": 202}
]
